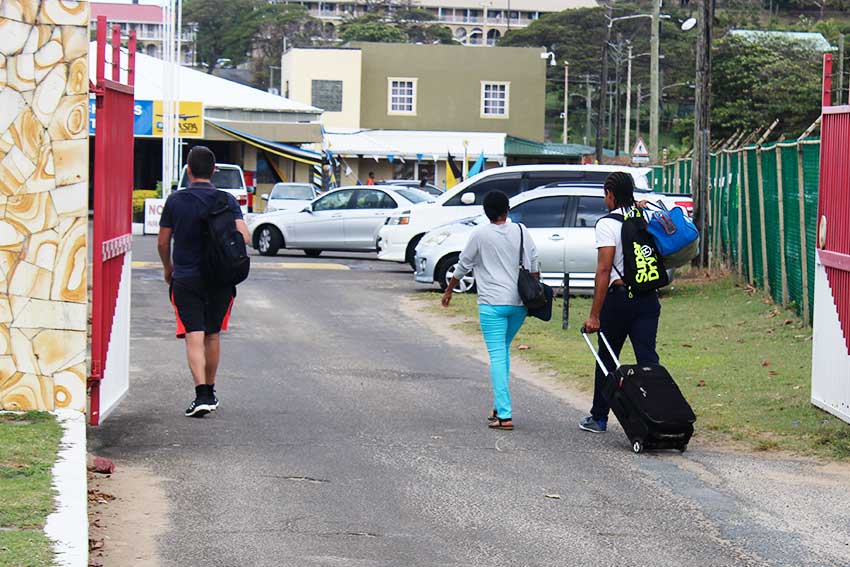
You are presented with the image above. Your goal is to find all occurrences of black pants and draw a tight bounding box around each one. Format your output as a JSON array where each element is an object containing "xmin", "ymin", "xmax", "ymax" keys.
[{"xmin": 590, "ymin": 287, "xmax": 661, "ymax": 421}]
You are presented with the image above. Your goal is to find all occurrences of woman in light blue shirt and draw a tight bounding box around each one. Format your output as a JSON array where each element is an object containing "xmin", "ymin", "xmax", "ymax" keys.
[{"xmin": 442, "ymin": 191, "xmax": 539, "ymax": 430}]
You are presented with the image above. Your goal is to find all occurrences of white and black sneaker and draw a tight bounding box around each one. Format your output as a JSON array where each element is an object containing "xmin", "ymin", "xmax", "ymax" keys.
[
  {"xmin": 185, "ymin": 397, "xmax": 213, "ymax": 417},
  {"xmin": 209, "ymin": 387, "xmax": 219, "ymax": 412}
]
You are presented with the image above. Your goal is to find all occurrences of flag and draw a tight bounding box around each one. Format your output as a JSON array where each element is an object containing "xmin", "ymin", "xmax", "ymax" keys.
[
  {"xmin": 447, "ymin": 152, "xmax": 462, "ymax": 181},
  {"xmin": 446, "ymin": 159, "xmax": 458, "ymax": 189},
  {"xmin": 468, "ymin": 151, "xmax": 486, "ymax": 177},
  {"xmin": 324, "ymin": 150, "xmax": 338, "ymax": 189}
]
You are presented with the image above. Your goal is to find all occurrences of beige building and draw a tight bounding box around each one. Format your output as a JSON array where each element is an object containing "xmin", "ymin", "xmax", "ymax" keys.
[
  {"xmin": 282, "ymin": 42, "xmax": 546, "ymax": 140},
  {"xmin": 279, "ymin": 0, "xmax": 597, "ymax": 45}
]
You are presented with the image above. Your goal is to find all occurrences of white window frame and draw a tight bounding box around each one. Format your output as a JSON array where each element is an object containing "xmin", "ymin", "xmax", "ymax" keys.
[
  {"xmin": 480, "ymin": 81, "xmax": 510, "ymax": 119},
  {"xmin": 387, "ymin": 77, "xmax": 418, "ymax": 116}
]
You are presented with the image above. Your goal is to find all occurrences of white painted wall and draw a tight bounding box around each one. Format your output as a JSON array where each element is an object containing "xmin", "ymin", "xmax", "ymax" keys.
[
  {"xmin": 811, "ymin": 254, "xmax": 850, "ymax": 424},
  {"xmin": 99, "ymin": 252, "xmax": 132, "ymax": 421}
]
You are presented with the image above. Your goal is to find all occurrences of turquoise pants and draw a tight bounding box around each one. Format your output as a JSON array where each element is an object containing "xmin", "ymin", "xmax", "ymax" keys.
[{"xmin": 478, "ymin": 304, "xmax": 527, "ymax": 420}]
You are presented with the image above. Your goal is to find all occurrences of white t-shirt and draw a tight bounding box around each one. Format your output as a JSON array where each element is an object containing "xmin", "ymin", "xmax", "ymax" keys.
[{"xmin": 595, "ymin": 207, "xmax": 630, "ymax": 283}]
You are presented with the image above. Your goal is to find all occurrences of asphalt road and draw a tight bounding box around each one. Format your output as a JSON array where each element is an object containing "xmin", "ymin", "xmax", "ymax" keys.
[{"xmin": 89, "ymin": 237, "xmax": 850, "ymax": 567}]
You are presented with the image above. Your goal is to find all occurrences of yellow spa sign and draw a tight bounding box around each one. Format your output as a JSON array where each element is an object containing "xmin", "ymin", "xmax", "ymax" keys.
[{"xmin": 152, "ymin": 100, "xmax": 204, "ymax": 138}]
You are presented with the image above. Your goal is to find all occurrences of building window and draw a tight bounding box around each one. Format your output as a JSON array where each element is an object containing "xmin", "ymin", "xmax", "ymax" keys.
[
  {"xmin": 388, "ymin": 78, "xmax": 417, "ymax": 115},
  {"xmin": 311, "ymin": 79, "xmax": 343, "ymax": 112},
  {"xmin": 481, "ymin": 81, "xmax": 509, "ymax": 118}
]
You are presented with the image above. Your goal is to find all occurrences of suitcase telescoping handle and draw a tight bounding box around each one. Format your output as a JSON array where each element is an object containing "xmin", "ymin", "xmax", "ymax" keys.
[{"xmin": 580, "ymin": 327, "xmax": 622, "ymax": 375}]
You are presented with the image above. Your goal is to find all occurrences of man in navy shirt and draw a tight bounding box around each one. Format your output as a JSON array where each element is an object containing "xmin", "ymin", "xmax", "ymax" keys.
[{"xmin": 158, "ymin": 146, "xmax": 250, "ymax": 417}]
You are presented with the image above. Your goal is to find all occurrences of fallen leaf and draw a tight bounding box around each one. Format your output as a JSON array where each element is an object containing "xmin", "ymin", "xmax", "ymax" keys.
[
  {"xmin": 517, "ymin": 344, "xmax": 531, "ymax": 351},
  {"xmin": 762, "ymin": 361, "xmax": 770, "ymax": 367},
  {"xmin": 793, "ymin": 385, "xmax": 801, "ymax": 390},
  {"xmin": 697, "ymin": 380, "xmax": 706, "ymax": 387},
  {"xmin": 768, "ymin": 371, "xmax": 778, "ymax": 377},
  {"xmin": 544, "ymin": 493, "xmax": 561, "ymax": 499},
  {"xmin": 783, "ymin": 319, "xmax": 794, "ymax": 326},
  {"xmin": 682, "ymin": 343, "xmax": 693, "ymax": 348}
]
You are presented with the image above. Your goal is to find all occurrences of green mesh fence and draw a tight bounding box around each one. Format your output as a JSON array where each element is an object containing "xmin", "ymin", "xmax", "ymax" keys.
[{"xmin": 645, "ymin": 139, "xmax": 820, "ymax": 323}]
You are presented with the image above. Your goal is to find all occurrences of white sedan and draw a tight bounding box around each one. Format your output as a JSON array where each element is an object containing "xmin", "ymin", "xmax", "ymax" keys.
[
  {"xmin": 248, "ymin": 185, "xmax": 432, "ymax": 257},
  {"xmin": 262, "ymin": 182, "xmax": 317, "ymax": 213},
  {"xmin": 414, "ymin": 186, "xmax": 678, "ymax": 293}
]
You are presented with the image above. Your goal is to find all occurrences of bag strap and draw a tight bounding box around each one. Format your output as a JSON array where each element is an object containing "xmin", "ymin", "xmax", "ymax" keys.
[
  {"xmin": 518, "ymin": 223, "xmax": 525, "ymax": 268},
  {"xmin": 598, "ymin": 213, "xmax": 627, "ymax": 284}
]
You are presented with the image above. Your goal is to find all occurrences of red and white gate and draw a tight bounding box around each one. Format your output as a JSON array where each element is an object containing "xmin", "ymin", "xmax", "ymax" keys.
[
  {"xmin": 812, "ymin": 54, "xmax": 850, "ymax": 424},
  {"xmin": 89, "ymin": 19, "xmax": 136, "ymax": 425}
]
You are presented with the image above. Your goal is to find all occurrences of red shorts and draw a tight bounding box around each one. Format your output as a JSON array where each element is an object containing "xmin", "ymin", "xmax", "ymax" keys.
[{"xmin": 170, "ymin": 278, "xmax": 235, "ymax": 338}]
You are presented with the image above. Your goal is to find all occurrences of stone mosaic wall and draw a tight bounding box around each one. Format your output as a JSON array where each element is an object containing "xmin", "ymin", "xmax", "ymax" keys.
[{"xmin": 0, "ymin": 0, "xmax": 89, "ymax": 412}]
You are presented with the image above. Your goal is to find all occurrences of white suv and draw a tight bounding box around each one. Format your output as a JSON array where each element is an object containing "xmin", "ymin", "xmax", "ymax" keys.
[
  {"xmin": 178, "ymin": 163, "xmax": 250, "ymax": 214},
  {"xmin": 376, "ymin": 165, "xmax": 655, "ymax": 268}
]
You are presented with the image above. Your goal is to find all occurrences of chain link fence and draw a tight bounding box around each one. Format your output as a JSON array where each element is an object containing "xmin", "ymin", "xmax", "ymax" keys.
[{"xmin": 646, "ymin": 139, "xmax": 821, "ymax": 324}]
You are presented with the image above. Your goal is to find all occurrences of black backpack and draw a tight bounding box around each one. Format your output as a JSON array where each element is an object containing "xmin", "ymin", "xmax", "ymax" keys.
[
  {"xmin": 188, "ymin": 191, "xmax": 250, "ymax": 287},
  {"xmin": 603, "ymin": 208, "xmax": 668, "ymax": 296}
]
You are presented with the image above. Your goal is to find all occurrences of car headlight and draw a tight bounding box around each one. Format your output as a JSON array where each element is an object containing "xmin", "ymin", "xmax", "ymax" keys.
[
  {"xmin": 386, "ymin": 215, "xmax": 410, "ymax": 225},
  {"xmin": 423, "ymin": 231, "xmax": 451, "ymax": 246}
]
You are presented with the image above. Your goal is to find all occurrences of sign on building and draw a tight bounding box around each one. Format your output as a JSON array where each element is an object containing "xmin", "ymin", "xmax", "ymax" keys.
[{"xmin": 90, "ymin": 98, "xmax": 204, "ymax": 138}]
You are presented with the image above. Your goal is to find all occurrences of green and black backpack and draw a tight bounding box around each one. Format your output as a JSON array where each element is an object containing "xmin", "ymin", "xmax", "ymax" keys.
[{"xmin": 603, "ymin": 208, "xmax": 669, "ymax": 296}]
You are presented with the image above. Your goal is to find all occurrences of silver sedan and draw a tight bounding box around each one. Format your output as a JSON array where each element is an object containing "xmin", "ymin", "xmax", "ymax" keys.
[{"xmin": 248, "ymin": 185, "xmax": 432, "ymax": 257}]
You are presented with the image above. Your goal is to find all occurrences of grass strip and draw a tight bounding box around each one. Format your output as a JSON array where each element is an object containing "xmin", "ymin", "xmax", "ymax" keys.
[
  {"xmin": 0, "ymin": 411, "xmax": 61, "ymax": 567},
  {"xmin": 415, "ymin": 272, "xmax": 850, "ymax": 459}
]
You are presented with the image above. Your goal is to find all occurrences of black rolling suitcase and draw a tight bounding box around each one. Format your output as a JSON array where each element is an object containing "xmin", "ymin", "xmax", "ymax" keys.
[{"xmin": 581, "ymin": 329, "xmax": 696, "ymax": 454}]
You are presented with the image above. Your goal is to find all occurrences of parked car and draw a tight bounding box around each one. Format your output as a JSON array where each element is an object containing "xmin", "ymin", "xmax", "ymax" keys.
[
  {"xmin": 414, "ymin": 185, "xmax": 684, "ymax": 294},
  {"xmin": 377, "ymin": 165, "xmax": 665, "ymax": 269},
  {"xmin": 247, "ymin": 185, "xmax": 432, "ymax": 257},
  {"xmin": 262, "ymin": 182, "xmax": 318, "ymax": 213},
  {"xmin": 376, "ymin": 179, "xmax": 442, "ymax": 197},
  {"xmin": 178, "ymin": 163, "xmax": 249, "ymax": 213}
]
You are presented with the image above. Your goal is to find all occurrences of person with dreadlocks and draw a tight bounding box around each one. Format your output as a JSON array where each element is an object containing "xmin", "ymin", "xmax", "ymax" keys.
[{"xmin": 579, "ymin": 171, "xmax": 660, "ymax": 434}]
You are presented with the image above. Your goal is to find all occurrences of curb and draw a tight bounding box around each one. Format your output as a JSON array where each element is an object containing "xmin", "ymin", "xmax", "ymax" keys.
[{"xmin": 45, "ymin": 410, "xmax": 89, "ymax": 567}]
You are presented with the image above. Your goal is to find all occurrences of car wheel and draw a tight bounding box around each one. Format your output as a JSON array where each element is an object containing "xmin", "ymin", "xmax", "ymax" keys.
[
  {"xmin": 436, "ymin": 254, "xmax": 475, "ymax": 293},
  {"xmin": 255, "ymin": 225, "xmax": 282, "ymax": 256},
  {"xmin": 304, "ymin": 249, "xmax": 322, "ymax": 258},
  {"xmin": 406, "ymin": 234, "xmax": 424, "ymax": 270}
]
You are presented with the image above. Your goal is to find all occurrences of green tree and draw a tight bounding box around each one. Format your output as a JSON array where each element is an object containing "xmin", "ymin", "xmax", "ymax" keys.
[
  {"xmin": 184, "ymin": 0, "xmax": 264, "ymax": 74},
  {"xmin": 252, "ymin": 3, "xmax": 320, "ymax": 87},
  {"xmin": 339, "ymin": 14, "xmax": 408, "ymax": 43},
  {"xmin": 712, "ymin": 35, "xmax": 823, "ymax": 138}
]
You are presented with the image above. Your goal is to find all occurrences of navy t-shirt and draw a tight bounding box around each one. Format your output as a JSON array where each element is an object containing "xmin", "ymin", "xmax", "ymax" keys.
[{"xmin": 160, "ymin": 182, "xmax": 243, "ymax": 280}]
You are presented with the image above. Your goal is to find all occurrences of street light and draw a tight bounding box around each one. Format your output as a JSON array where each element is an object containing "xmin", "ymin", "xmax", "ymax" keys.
[
  {"xmin": 540, "ymin": 51, "xmax": 556, "ymax": 66},
  {"xmin": 596, "ymin": 8, "xmax": 669, "ymax": 163}
]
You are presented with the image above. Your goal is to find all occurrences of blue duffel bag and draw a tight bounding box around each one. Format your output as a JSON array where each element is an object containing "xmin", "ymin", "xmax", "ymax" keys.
[{"xmin": 643, "ymin": 203, "xmax": 700, "ymax": 268}]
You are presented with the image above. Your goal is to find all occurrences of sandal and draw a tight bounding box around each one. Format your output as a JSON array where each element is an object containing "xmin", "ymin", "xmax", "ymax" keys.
[
  {"xmin": 487, "ymin": 408, "xmax": 498, "ymax": 422},
  {"xmin": 488, "ymin": 418, "xmax": 513, "ymax": 430}
]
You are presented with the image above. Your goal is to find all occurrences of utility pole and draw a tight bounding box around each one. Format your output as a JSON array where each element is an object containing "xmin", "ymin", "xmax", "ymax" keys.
[
  {"xmin": 649, "ymin": 0, "xmax": 660, "ymax": 162},
  {"xmin": 692, "ymin": 0, "xmax": 715, "ymax": 267},
  {"xmin": 624, "ymin": 45, "xmax": 633, "ymax": 155},
  {"xmin": 563, "ymin": 62, "xmax": 569, "ymax": 144},
  {"xmin": 595, "ymin": 3, "xmax": 612, "ymax": 163},
  {"xmin": 614, "ymin": 35, "xmax": 622, "ymax": 156},
  {"xmin": 585, "ymin": 75, "xmax": 592, "ymax": 146},
  {"xmin": 608, "ymin": 86, "xmax": 614, "ymax": 148},
  {"xmin": 635, "ymin": 83, "xmax": 641, "ymax": 144}
]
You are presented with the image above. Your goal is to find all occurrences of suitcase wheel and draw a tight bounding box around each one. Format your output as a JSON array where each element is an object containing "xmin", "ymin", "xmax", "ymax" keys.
[
  {"xmin": 632, "ymin": 440, "xmax": 644, "ymax": 454},
  {"xmin": 678, "ymin": 443, "xmax": 688, "ymax": 453}
]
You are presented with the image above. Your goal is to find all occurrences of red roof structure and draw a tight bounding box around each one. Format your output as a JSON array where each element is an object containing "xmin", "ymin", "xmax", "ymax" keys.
[{"xmin": 90, "ymin": 2, "xmax": 163, "ymax": 23}]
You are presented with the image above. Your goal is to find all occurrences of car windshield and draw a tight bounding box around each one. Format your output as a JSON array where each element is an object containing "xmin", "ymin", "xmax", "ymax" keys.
[
  {"xmin": 396, "ymin": 188, "xmax": 432, "ymax": 204},
  {"xmin": 271, "ymin": 184, "xmax": 314, "ymax": 200},
  {"xmin": 180, "ymin": 168, "xmax": 243, "ymax": 189},
  {"xmin": 211, "ymin": 169, "xmax": 243, "ymax": 189}
]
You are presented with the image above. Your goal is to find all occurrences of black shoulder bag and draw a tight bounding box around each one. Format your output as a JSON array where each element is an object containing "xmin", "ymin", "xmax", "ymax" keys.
[{"xmin": 517, "ymin": 224, "xmax": 553, "ymax": 320}]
